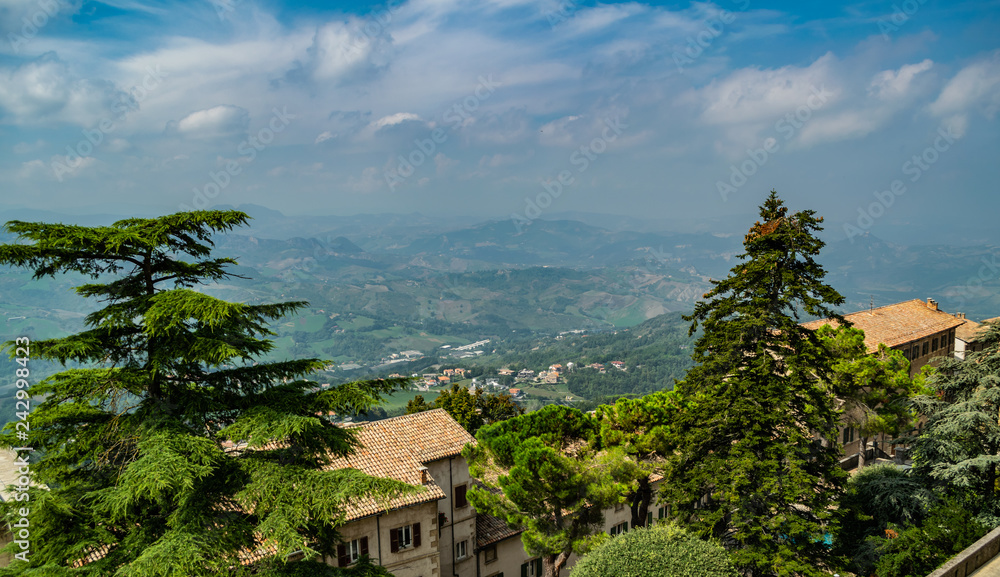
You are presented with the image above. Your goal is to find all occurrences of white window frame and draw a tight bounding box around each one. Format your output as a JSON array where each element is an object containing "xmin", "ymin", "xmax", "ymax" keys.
[
  {"xmin": 456, "ymin": 539, "xmax": 468, "ymax": 560},
  {"xmin": 397, "ymin": 524, "xmax": 413, "ymax": 549},
  {"xmin": 348, "ymin": 539, "xmax": 361, "ymax": 562}
]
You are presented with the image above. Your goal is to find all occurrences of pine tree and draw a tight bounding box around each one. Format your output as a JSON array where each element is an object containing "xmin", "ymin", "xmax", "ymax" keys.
[
  {"xmin": 464, "ymin": 405, "xmax": 617, "ymax": 577},
  {"xmin": 908, "ymin": 319, "xmax": 1000, "ymax": 527},
  {"xmin": 663, "ymin": 191, "xmax": 848, "ymax": 576},
  {"xmin": 0, "ymin": 212, "xmax": 413, "ymax": 574},
  {"xmin": 594, "ymin": 390, "xmax": 684, "ymax": 529}
]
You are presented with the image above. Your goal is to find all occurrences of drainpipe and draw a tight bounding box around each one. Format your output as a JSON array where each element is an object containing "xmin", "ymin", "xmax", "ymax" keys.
[
  {"xmin": 450, "ymin": 456, "xmax": 459, "ymax": 577},
  {"xmin": 377, "ymin": 513, "xmax": 383, "ymax": 566}
]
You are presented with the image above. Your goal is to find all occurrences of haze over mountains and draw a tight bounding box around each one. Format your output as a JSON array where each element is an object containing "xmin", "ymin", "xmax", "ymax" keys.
[{"xmin": 2, "ymin": 204, "xmax": 997, "ymax": 321}]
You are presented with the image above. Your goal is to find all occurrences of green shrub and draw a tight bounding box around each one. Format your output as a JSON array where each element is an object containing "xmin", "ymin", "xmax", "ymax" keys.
[{"xmin": 570, "ymin": 523, "xmax": 737, "ymax": 577}]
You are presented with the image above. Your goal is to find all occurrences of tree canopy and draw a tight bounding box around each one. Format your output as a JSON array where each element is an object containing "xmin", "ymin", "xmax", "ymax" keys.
[
  {"xmin": 817, "ymin": 325, "xmax": 918, "ymax": 467},
  {"xmin": 464, "ymin": 405, "xmax": 616, "ymax": 577},
  {"xmin": 570, "ymin": 523, "xmax": 738, "ymax": 577},
  {"xmin": 0, "ymin": 212, "xmax": 413, "ymax": 574},
  {"xmin": 908, "ymin": 320, "xmax": 1000, "ymax": 527},
  {"xmin": 405, "ymin": 383, "xmax": 523, "ymax": 435}
]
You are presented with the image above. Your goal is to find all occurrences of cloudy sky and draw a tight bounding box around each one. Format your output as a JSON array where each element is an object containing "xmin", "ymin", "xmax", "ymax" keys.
[{"xmin": 1, "ymin": 0, "xmax": 998, "ymax": 241}]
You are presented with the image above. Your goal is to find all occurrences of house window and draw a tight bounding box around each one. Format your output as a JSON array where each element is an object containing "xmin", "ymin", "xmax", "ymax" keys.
[
  {"xmin": 456, "ymin": 540, "xmax": 468, "ymax": 560},
  {"xmin": 932, "ymin": 338, "xmax": 938, "ymax": 352},
  {"xmin": 912, "ymin": 345, "xmax": 920, "ymax": 359},
  {"xmin": 647, "ymin": 511, "xmax": 653, "ymax": 526},
  {"xmin": 337, "ymin": 537, "xmax": 369, "ymax": 567},
  {"xmin": 484, "ymin": 545, "xmax": 497, "ymax": 563},
  {"xmin": 922, "ymin": 341, "xmax": 929, "ymax": 356},
  {"xmin": 610, "ymin": 521, "xmax": 629, "ymax": 536},
  {"xmin": 455, "ymin": 484, "xmax": 468, "ymax": 508},
  {"xmin": 521, "ymin": 558, "xmax": 542, "ymax": 577},
  {"xmin": 658, "ymin": 506, "xmax": 667, "ymax": 519},
  {"xmin": 390, "ymin": 523, "xmax": 421, "ymax": 553}
]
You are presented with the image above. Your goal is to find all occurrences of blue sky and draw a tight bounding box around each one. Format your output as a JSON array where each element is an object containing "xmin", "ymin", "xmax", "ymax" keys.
[{"xmin": 1, "ymin": 0, "xmax": 999, "ymax": 242}]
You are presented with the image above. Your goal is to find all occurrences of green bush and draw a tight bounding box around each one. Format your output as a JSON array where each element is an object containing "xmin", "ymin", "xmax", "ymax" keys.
[{"xmin": 570, "ymin": 523, "xmax": 737, "ymax": 577}]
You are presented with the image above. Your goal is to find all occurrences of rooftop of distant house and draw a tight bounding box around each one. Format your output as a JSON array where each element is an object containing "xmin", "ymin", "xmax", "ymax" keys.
[
  {"xmin": 800, "ymin": 298, "xmax": 966, "ymax": 353},
  {"xmin": 955, "ymin": 315, "xmax": 1000, "ymax": 343}
]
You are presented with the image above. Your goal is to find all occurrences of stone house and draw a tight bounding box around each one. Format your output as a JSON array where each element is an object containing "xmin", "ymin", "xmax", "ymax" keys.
[
  {"xmin": 800, "ymin": 298, "xmax": 965, "ymax": 378},
  {"xmin": 801, "ymin": 298, "xmax": 969, "ymax": 460},
  {"xmin": 324, "ymin": 409, "xmax": 477, "ymax": 577}
]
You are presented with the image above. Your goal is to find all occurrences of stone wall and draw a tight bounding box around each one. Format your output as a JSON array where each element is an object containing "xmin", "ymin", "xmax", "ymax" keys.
[{"xmin": 927, "ymin": 526, "xmax": 1000, "ymax": 577}]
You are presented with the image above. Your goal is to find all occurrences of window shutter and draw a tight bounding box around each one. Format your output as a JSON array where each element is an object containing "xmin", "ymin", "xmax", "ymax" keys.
[
  {"xmin": 534, "ymin": 559, "xmax": 543, "ymax": 575},
  {"xmin": 390, "ymin": 529, "xmax": 399, "ymax": 553},
  {"xmin": 521, "ymin": 562, "xmax": 528, "ymax": 577},
  {"xmin": 413, "ymin": 523, "xmax": 421, "ymax": 548},
  {"xmin": 360, "ymin": 536, "xmax": 369, "ymax": 557},
  {"xmin": 647, "ymin": 512, "xmax": 652, "ymax": 526},
  {"xmin": 337, "ymin": 544, "xmax": 349, "ymax": 567},
  {"xmin": 455, "ymin": 484, "xmax": 468, "ymax": 507}
]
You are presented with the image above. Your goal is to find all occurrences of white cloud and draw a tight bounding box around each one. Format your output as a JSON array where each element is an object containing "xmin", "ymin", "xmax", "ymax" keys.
[
  {"xmin": 0, "ymin": 54, "xmax": 125, "ymax": 125},
  {"xmin": 929, "ymin": 50, "xmax": 1000, "ymax": 121},
  {"xmin": 314, "ymin": 131, "xmax": 335, "ymax": 144},
  {"xmin": 16, "ymin": 158, "xmax": 47, "ymax": 178},
  {"xmin": 696, "ymin": 53, "xmax": 839, "ymax": 127},
  {"xmin": 370, "ymin": 112, "xmax": 423, "ymax": 130},
  {"xmin": 173, "ymin": 104, "xmax": 249, "ymax": 140},
  {"xmin": 868, "ymin": 59, "xmax": 933, "ymax": 101}
]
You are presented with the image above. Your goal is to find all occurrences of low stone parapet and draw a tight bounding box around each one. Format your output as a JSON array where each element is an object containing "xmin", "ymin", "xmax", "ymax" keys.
[{"xmin": 927, "ymin": 526, "xmax": 1000, "ymax": 577}]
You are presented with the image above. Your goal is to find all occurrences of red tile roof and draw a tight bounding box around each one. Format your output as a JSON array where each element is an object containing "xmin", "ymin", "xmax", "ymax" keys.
[
  {"xmin": 329, "ymin": 409, "xmax": 475, "ymax": 521},
  {"xmin": 800, "ymin": 299, "xmax": 966, "ymax": 353}
]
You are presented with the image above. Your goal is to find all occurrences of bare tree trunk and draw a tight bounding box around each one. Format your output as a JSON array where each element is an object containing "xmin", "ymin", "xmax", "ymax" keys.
[
  {"xmin": 543, "ymin": 551, "xmax": 570, "ymax": 577},
  {"xmin": 629, "ymin": 476, "xmax": 653, "ymax": 528}
]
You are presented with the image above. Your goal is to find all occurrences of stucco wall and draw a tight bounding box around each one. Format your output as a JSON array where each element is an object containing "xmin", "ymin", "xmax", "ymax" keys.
[
  {"xmin": 328, "ymin": 500, "xmax": 441, "ymax": 577},
  {"xmin": 427, "ymin": 455, "xmax": 477, "ymax": 577}
]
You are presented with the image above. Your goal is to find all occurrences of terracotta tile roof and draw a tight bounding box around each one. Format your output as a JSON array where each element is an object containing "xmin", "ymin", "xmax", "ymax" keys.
[
  {"xmin": 374, "ymin": 408, "xmax": 477, "ymax": 463},
  {"xmin": 956, "ymin": 316, "xmax": 1000, "ymax": 343},
  {"xmin": 476, "ymin": 512, "xmax": 522, "ymax": 548},
  {"xmin": 800, "ymin": 299, "xmax": 966, "ymax": 353}
]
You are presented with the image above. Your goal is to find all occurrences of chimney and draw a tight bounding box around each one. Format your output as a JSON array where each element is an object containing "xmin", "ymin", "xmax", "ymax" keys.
[
  {"xmin": 418, "ymin": 466, "xmax": 429, "ymax": 484},
  {"xmin": 927, "ymin": 298, "xmax": 938, "ymax": 311}
]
